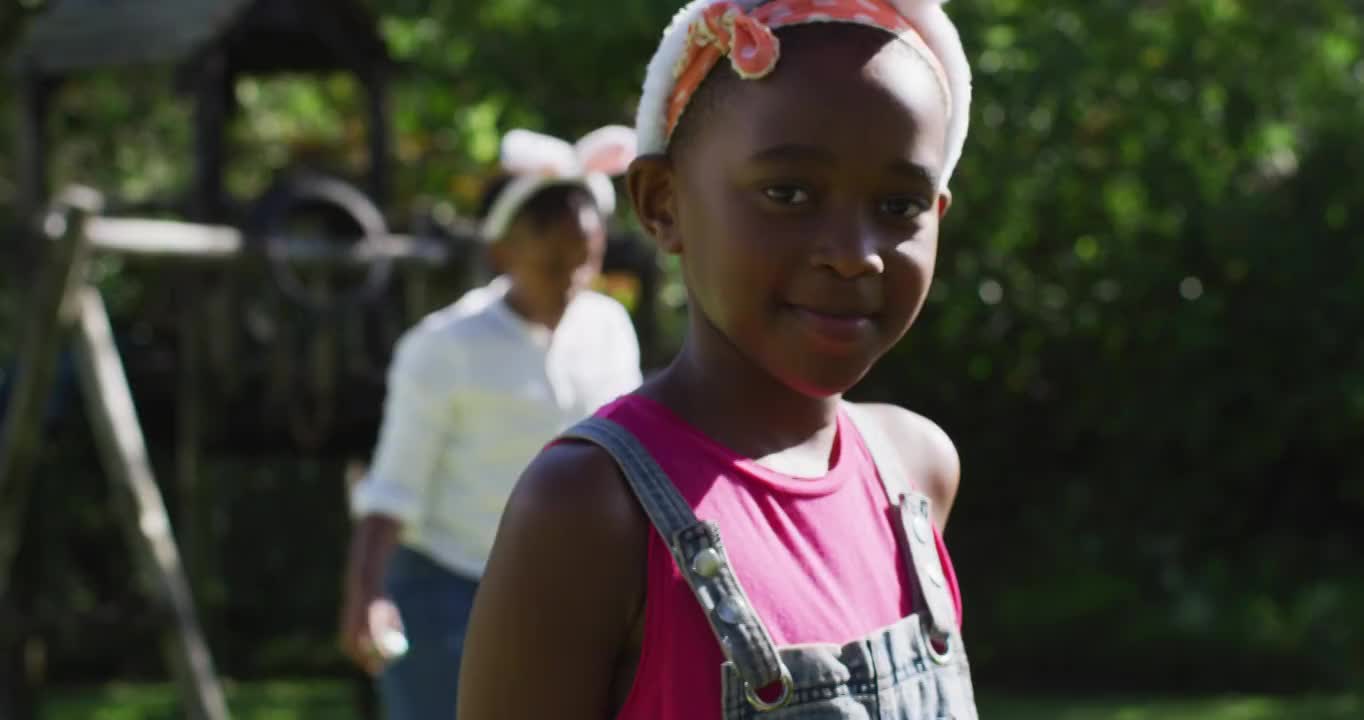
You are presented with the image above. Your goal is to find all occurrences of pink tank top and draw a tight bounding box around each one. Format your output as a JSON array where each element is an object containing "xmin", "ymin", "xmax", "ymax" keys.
[{"xmin": 601, "ymin": 395, "xmax": 963, "ymax": 720}]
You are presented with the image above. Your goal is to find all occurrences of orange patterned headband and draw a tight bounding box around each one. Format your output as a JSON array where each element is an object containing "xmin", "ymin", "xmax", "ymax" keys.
[{"xmin": 664, "ymin": 0, "xmax": 954, "ymax": 142}]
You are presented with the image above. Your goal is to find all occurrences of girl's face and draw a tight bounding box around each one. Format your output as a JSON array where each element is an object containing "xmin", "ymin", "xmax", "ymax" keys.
[
  {"xmin": 631, "ymin": 25, "xmax": 951, "ymax": 397},
  {"xmin": 494, "ymin": 196, "xmax": 606, "ymax": 327}
]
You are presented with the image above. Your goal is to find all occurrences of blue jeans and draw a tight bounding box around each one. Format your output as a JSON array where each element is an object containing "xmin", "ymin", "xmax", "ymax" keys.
[{"xmin": 380, "ymin": 545, "xmax": 479, "ymax": 720}]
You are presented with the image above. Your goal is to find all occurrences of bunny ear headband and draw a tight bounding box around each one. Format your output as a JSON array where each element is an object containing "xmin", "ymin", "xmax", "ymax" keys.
[
  {"xmin": 479, "ymin": 125, "xmax": 638, "ymax": 243},
  {"xmin": 635, "ymin": 0, "xmax": 971, "ymax": 191}
]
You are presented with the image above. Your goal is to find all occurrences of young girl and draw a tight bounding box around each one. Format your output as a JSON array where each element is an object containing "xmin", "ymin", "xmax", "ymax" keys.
[
  {"xmin": 459, "ymin": 1, "xmax": 976, "ymax": 717},
  {"xmin": 340, "ymin": 126, "xmax": 641, "ymax": 720}
]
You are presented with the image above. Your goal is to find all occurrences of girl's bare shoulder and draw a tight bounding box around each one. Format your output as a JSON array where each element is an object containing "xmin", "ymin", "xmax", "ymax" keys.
[
  {"xmin": 504, "ymin": 440, "xmax": 649, "ymax": 551},
  {"xmin": 856, "ymin": 403, "xmax": 962, "ymax": 530}
]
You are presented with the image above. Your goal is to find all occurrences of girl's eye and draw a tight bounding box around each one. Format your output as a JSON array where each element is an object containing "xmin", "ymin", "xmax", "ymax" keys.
[
  {"xmin": 880, "ymin": 196, "xmax": 930, "ymax": 218},
  {"xmin": 762, "ymin": 186, "xmax": 811, "ymax": 206}
]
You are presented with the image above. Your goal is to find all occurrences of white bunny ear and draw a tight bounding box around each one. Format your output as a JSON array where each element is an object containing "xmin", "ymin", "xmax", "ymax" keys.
[
  {"xmin": 501, "ymin": 129, "xmax": 581, "ymax": 176},
  {"xmin": 584, "ymin": 173, "xmax": 618, "ymax": 216},
  {"xmin": 575, "ymin": 125, "xmax": 638, "ymax": 177}
]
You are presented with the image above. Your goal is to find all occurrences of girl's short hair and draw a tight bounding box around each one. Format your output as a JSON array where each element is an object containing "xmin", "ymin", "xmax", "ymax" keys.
[{"xmin": 477, "ymin": 174, "xmax": 595, "ymax": 233}]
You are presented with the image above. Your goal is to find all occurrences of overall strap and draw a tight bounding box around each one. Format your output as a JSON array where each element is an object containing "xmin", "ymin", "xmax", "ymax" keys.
[
  {"xmin": 560, "ymin": 417, "xmax": 792, "ymax": 707},
  {"xmin": 841, "ymin": 402, "xmax": 958, "ymax": 639},
  {"xmin": 840, "ymin": 401, "xmax": 913, "ymax": 500},
  {"xmin": 561, "ymin": 416, "xmax": 695, "ymax": 538}
]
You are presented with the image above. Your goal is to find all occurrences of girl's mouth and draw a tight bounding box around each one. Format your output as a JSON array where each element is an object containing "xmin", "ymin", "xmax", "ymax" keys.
[{"xmin": 785, "ymin": 303, "xmax": 876, "ymax": 347}]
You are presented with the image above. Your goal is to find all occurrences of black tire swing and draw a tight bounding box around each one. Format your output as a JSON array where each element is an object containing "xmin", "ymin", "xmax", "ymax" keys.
[{"xmin": 249, "ymin": 172, "xmax": 393, "ymax": 451}]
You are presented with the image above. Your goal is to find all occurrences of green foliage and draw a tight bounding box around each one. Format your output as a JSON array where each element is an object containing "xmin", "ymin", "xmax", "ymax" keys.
[{"xmin": 853, "ymin": 0, "xmax": 1364, "ymax": 690}]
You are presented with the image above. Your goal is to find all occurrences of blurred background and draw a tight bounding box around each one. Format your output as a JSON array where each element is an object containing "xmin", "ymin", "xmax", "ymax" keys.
[{"xmin": 0, "ymin": 0, "xmax": 1361, "ymax": 718}]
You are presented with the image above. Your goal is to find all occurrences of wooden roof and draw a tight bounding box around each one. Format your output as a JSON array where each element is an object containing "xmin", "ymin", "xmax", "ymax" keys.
[{"xmin": 12, "ymin": 0, "xmax": 388, "ymax": 76}]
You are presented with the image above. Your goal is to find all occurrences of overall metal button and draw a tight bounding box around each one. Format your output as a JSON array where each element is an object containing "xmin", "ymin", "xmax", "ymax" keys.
[
  {"xmin": 691, "ymin": 547, "xmax": 723, "ymax": 578},
  {"xmin": 716, "ymin": 596, "xmax": 747, "ymax": 625},
  {"xmin": 911, "ymin": 514, "xmax": 933, "ymax": 544}
]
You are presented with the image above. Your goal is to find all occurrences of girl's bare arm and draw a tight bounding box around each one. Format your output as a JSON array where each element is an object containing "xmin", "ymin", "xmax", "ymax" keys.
[{"xmin": 458, "ymin": 442, "xmax": 647, "ymax": 719}]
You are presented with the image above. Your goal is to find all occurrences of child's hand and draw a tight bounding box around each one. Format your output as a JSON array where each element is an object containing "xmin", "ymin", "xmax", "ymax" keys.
[
  {"xmin": 340, "ymin": 593, "xmax": 405, "ymax": 675},
  {"xmin": 338, "ymin": 513, "xmax": 404, "ymax": 675},
  {"xmin": 369, "ymin": 597, "xmax": 409, "ymax": 660}
]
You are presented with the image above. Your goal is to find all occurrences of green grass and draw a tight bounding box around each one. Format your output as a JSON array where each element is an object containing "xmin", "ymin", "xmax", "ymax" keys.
[
  {"xmin": 975, "ymin": 694, "xmax": 1362, "ymax": 720},
  {"xmin": 40, "ymin": 680, "xmax": 360, "ymax": 720},
  {"xmin": 38, "ymin": 680, "xmax": 1363, "ymax": 720}
]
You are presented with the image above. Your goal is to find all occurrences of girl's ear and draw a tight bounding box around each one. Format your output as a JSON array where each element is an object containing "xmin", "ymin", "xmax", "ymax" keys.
[
  {"xmin": 937, "ymin": 188, "xmax": 953, "ymax": 219},
  {"xmin": 626, "ymin": 155, "xmax": 683, "ymax": 255}
]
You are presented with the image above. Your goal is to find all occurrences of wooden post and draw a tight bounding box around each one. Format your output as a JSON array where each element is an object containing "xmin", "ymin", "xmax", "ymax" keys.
[
  {"xmin": 0, "ymin": 187, "xmax": 101, "ymax": 598},
  {"xmin": 70, "ymin": 287, "xmax": 230, "ymax": 720},
  {"xmin": 365, "ymin": 65, "xmax": 391, "ymax": 212},
  {"xmin": 182, "ymin": 46, "xmax": 216, "ymax": 625},
  {"xmin": 184, "ymin": 49, "xmax": 228, "ymax": 640},
  {"xmin": 0, "ymin": 188, "xmax": 98, "ymax": 720},
  {"xmin": 185, "ymin": 50, "xmax": 228, "ymax": 583},
  {"xmin": 14, "ymin": 70, "xmax": 51, "ymax": 238},
  {"xmin": 177, "ymin": 297, "xmax": 211, "ymax": 618},
  {"xmin": 192, "ymin": 52, "xmax": 227, "ymax": 223}
]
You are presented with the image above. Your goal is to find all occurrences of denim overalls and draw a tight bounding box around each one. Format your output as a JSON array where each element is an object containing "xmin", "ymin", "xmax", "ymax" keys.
[{"xmin": 564, "ymin": 402, "xmax": 979, "ymax": 718}]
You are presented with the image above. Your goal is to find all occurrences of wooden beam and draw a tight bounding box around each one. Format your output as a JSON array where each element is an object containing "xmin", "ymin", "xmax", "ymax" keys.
[
  {"xmin": 85, "ymin": 217, "xmax": 243, "ymax": 258},
  {"xmin": 0, "ymin": 188, "xmax": 102, "ymax": 599},
  {"xmin": 262, "ymin": 234, "xmax": 452, "ymax": 265},
  {"xmin": 83, "ymin": 216, "xmax": 459, "ymax": 265},
  {"xmin": 70, "ymin": 287, "xmax": 230, "ymax": 720}
]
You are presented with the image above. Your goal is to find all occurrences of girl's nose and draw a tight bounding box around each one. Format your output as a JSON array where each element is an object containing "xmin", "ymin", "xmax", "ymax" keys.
[{"xmin": 810, "ymin": 211, "xmax": 884, "ymax": 279}]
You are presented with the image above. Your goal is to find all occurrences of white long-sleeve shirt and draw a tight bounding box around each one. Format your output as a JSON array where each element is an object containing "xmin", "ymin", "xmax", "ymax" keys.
[{"xmin": 351, "ymin": 276, "xmax": 642, "ymax": 579}]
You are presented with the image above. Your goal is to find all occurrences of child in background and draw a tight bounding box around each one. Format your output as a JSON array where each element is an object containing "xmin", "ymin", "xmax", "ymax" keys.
[
  {"xmin": 339, "ymin": 126, "xmax": 642, "ymax": 720},
  {"xmin": 459, "ymin": 0, "xmax": 977, "ymax": 718}
]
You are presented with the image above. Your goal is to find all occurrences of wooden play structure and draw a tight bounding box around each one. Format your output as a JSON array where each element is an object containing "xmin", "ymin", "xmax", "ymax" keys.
[
  {"xmin": 0, "ymin": 1, "xmax": 660, "ymax": 718},
  {"xmin": 1, "ymin": 186, "xmax": 475, "ymax": 720},
  {"xmin": 10, "ymin": 0, "xmax": 394, "ymax": 224}
]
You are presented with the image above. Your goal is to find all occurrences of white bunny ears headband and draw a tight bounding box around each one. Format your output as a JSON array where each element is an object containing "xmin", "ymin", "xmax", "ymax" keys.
[
  {"xmin": 479, "ymin": 125, "xmax": 638, "ymax": 243},
  {"xmin": 634, "ymin": 0, "xmax": 971, "ymax": 191}
]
